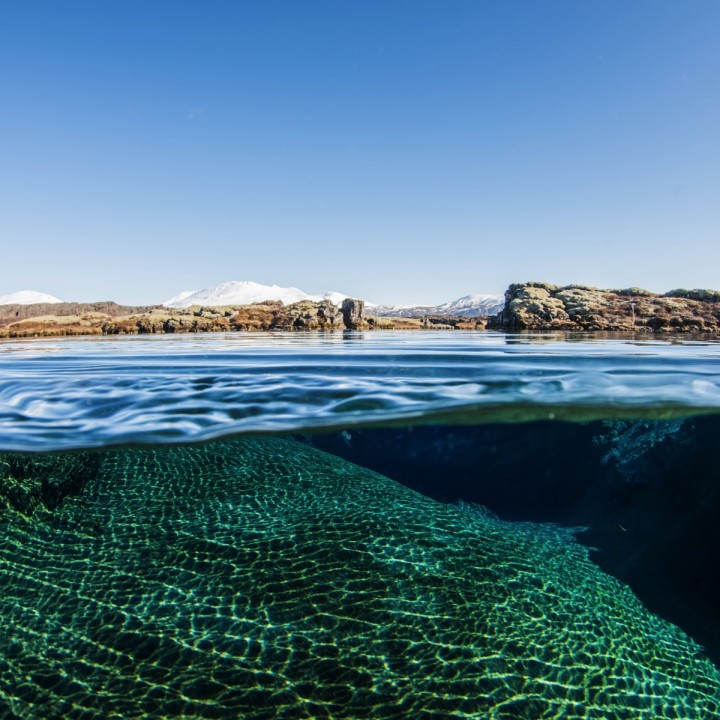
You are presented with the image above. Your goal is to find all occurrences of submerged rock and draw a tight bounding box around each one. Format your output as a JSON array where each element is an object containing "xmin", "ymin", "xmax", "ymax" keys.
[
  {"xmin": 0, "ymin": 438, "xmax": 717, "ymax": 718},
  {"xmin": 0, "ymin": 451, "xmax": 101, "ymax": 515},
  {"xmin": 592, "ymin": 419, "xmax": 692, "ymax": 483}
]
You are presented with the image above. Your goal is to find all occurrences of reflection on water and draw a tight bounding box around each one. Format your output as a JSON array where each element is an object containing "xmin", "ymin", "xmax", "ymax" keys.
[{"xmin": 1, "ymin": 331, "xmax": 720, "ymax": 451}]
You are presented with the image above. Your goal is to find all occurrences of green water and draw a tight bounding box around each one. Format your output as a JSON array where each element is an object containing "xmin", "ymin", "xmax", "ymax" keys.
[{"xmin": 1, "ymin": 437, "xmax": 718, "ymax": 719}]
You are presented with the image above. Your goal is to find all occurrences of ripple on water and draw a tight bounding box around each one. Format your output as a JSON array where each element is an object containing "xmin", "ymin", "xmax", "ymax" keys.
[{"xmin": 1, "ymin": 331, "xmax": 720, "ymax": 451}]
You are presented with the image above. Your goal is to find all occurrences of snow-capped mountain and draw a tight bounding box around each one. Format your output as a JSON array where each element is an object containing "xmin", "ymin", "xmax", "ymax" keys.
[
  {"xmin": 162, "ymin": 281, "xmax": 503, "ymax": 317},
  {"xmin": 371, "ymin": 294, "xmax": 504, "ymax": 318},
  {"xmin": 435, "ymin": 294, "xmax": 505, "ymax": 316},
  {"xmin": 0, "ymin": 290, "xmax": 63, "ymax": 305},
  {"xmin": 162, "ymin": 290, "xmax": 198, "ymax": 307},
  {"xmin": 321, "ymin": 291, "xmax": 350, "ymax": 306},
  {"xmin": 163, "ymin": 281, "xmax": 349, "ymax": 308}
]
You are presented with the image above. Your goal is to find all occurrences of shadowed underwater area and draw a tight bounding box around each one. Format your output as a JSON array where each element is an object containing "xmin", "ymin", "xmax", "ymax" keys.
[{"xmin": 1, "ymin": 437, "xmax": 718, "ymax": 719}]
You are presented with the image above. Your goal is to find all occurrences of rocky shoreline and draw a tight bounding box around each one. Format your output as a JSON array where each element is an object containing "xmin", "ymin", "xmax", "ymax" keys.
[
  {"xmin": 0, "ymin": 298, "xmax": 486, "ymax": 337},
  {"xmin": 488, "ymin": 282, "xmax": 720, "ymax": 333},
  {"xmin": 1, "ymin": 282, "xmax": 719, "ymax": 337}
]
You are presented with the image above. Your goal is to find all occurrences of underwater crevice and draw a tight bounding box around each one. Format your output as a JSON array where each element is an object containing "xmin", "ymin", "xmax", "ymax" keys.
[{"xmin": 309, "ymin": 417, "xmax": 720, "ymax": 666}]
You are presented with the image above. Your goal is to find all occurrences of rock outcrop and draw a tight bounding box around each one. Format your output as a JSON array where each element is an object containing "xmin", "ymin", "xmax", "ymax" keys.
[
  {"xmin": 341, "ymin": 298, "xmax": 366, "ymax": 330},
  {"xmin": 488, "ymin": 282, "xmax": 720, "ymax": 333},
  {"xmin": 0, "ymin": 300, "xmax": 346, "ymax": 338},
  {"xmin": 4, "ymin": 285, "xmax": 720, "ymax": 336},
  {"xmin": 273, "ymin": 299, "xmax": 342, "ymax": 330}
]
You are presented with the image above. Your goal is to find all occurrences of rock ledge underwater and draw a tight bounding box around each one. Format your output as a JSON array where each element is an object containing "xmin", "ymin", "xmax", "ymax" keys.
[{"xmin": 0, "ymin": 438, "xmax": 718, "ymax": 719}]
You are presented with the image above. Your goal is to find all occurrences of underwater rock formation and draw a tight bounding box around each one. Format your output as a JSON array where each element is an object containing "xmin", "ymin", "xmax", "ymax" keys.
[
  {"xmin": 310, "ymin": 421, "xmax": 720, "ymax": 665},
  {"xmin": 0, "ymin": 452, "xmax": 100, "ymax": 515},
  {"xmin": 0, "ymin": 438, "xmax": 718, "ymax": 718},
  {"xmin": 488, "ymin": 282, "xmax": 720, "ymax": 332},
  {"xmin": 592, "ymin": 419, "xmax": 692, "ymax": 483}
]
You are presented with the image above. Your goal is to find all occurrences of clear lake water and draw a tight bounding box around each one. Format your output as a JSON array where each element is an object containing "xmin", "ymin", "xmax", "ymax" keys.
[{"xmin": 1, "ymin": 331, "xmax": 719, "ymax": 718}]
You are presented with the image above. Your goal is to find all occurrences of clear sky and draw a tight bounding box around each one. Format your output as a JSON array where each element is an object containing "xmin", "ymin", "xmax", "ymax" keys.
[{"xmin": 1, "ymin": 1, "xmax": 718, "ymax": 305}]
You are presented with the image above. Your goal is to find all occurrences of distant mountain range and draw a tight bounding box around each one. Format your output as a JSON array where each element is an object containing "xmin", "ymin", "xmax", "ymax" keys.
[
  {"xmin": 0, "ymin": 290, "xmax": 63, "ymax": 305},
  {"xmin": 162, "ymin": 281, "xmax": 503, "ymax": 317},
  {"xmin": 371, "ymin": 295, "xmax": 505, "ymax": 318},
  {"xmin": 163, "ymin": 282, "xmax": 504, "ymax": 317},
  {"xmin": 0, "ymin": 282, "xmax": 504, "ymax": 318},
  {"xmin": 163, "ymin": 281, "xmax": 348, "ymax": 309}
]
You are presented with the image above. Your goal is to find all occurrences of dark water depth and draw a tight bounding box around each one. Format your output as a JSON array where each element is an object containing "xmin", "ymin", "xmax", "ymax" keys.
[
  {"xmin": 1, "ymin": 332, "xmax": 719, "ymax": 718},
  {"xmin": 310, "ymin": 417, "xmax": 720, "ymax": 668}
]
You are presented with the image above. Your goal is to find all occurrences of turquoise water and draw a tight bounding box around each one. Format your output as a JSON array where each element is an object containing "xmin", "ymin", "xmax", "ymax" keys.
[{"xmin": 1, "ymin": 332, "xmax": 719, "ymax": 718}]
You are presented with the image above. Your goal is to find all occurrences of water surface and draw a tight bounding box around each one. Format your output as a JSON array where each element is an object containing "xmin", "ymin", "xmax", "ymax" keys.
[{"xmin": 1, "ymin": 331, "xmax": 720, "ymax": 451}]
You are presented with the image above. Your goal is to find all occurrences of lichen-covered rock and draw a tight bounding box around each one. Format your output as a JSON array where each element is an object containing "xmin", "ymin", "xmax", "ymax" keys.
[
  {"xmin": 665, "ymin": 288, "xmax": 720, "ymax": 303},
  {"xmin": 488, "ymin": 282, "xmax": 720, "ymax": 332},
  {"xmin": 491, "ymin": 282, "xmax": 571, "ymax": 329},
  {"xmin": 274, "ymin": 300, "xmax": 342, "ymax": 330}
]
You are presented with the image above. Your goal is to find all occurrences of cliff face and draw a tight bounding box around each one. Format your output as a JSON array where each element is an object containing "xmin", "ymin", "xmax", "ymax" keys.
[{"xmin": 487, "ymin": 282, "xmax": 720, "ymax": 333}]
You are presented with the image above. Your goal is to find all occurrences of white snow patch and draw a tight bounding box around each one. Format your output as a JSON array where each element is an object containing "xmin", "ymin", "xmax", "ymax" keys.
[
  {"xmin": 162, "ymin": 289, "xmax": 199, "ymax": 307},
  {"xmin": 0, "ymin": 290, "xmax": 64, "ymax": 305},
  {"xmin": 163, "ymin": 281, "xmax": 350, "ymax": 308}
]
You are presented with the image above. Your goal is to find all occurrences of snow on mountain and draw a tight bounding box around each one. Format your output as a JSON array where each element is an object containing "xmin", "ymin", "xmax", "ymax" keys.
[
  {"xmin": 161, "ymin": 281, "xmax": 503, "ymax": 316},
  {"xmin": 371, "ymin": 294, "xmax": 504, "ymax": 318},
  {"xmin": 434, "ymin": 294, "xmax": 506, "ymax": 316},
  {"xmin": 321, "ymin": 291, "xmax": 350, "ymax": 305},
  {"xmin": 0, "ymin": 290, "xmax": 64, "ymax": 305},
  {"xmin": 163, "ymin": 281, "xmax": 349, "ymax": 308},
  {"xmin": 163, "ymin": 289, "xmax": 198, "ymax": 307}
]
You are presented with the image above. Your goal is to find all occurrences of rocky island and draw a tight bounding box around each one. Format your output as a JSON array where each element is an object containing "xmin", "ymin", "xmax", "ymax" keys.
[{"xmin": 1, "ymin": 282, "xmax": 719, "ymax": 337}]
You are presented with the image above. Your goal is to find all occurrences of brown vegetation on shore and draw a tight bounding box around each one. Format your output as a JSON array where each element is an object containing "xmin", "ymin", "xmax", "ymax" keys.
[{"xmin": 2, "ymin": 283, "xmax": 718, "ymax": 337}]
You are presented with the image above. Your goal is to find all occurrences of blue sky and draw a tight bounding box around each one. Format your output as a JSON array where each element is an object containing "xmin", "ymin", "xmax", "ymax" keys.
[{"xmin": 1, "ymin": 1, "xmax": 718, "ymax": 305}]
